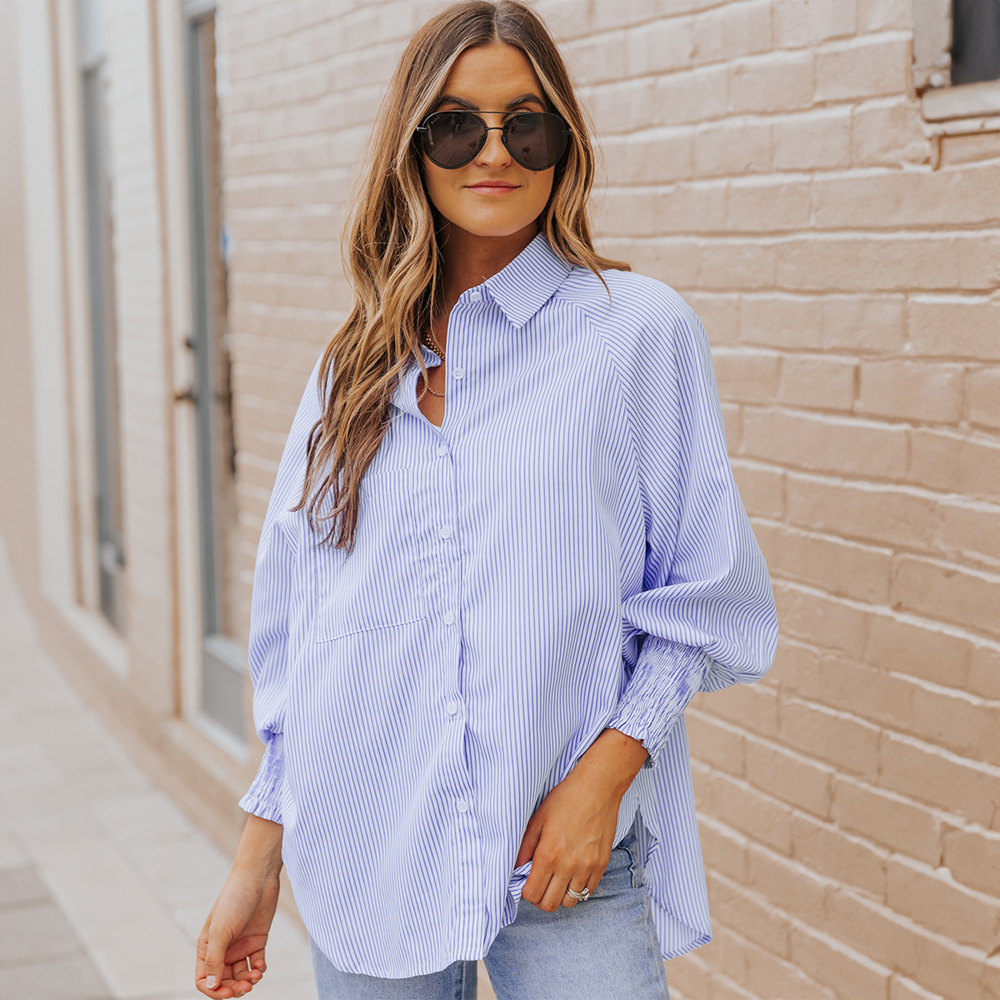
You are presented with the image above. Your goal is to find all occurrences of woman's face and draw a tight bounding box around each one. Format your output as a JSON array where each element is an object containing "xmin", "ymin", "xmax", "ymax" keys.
[{"xmin": 420, "ymin": 42, "xmax": 556, "ymax": 241}]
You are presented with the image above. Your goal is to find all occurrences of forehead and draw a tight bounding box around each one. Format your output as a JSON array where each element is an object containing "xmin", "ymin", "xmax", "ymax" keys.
[{"xmin": 441, "ymin": 42, "xmax": 545, "ymax": 107}]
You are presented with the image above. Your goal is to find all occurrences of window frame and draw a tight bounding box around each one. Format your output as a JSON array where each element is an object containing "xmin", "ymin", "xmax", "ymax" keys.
[
  {"xmin": 181, "ymin": 0, "xmax": 248, "ymax": 748},
  {"xmin": 78, "ymin": 0, "xmax": 128, "ymax": 634},
  {"xmin": 913, "ymin": 0, "xmax": 1000, "ymax": 121}
]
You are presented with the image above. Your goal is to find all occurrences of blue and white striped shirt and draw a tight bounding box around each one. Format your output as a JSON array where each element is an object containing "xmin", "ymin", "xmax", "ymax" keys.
[{"xmin": 239, "ymin": 232, "xmax": 778, "ymax": 978}]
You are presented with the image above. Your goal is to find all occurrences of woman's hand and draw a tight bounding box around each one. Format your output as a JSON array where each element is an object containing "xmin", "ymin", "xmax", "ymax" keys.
[
  {"xmin": 515, "ymin": 728, "xmax": 648, "ymax": 912},
  {"xmin": 196, "ymin": 815, "xmax": 284, "ymax": 998}
]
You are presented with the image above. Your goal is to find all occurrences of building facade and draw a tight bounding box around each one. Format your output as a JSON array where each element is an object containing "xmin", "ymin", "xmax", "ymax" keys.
[{"xmin": 1, "ymin": 1, "xmax": 997, "ymax": 997}]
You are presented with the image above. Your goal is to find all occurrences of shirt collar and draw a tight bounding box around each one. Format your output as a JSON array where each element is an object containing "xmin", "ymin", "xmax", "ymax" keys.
[
  {"xmin": 388, "ymin": 233, "xmax": 574, "ymax": 415},
  {"xmin": 483, "ymin": 231, "xmax": 574, "ymax": 330},
  {"xmin": 391, "ymin": 344, "xmax": 439, "ymax": 417}
]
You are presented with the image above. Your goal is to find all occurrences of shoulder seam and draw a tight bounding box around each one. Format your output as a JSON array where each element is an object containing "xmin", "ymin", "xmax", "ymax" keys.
[{"xmin": 578, "ymin": 302, "xmax": 652, "ymax": 533}]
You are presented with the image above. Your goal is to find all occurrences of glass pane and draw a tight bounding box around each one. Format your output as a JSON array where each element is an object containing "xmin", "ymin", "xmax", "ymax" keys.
[
  {"xmin": 951, "ymin": 0, "xmax": 1000, "ymax": 85},
  {"xmin": 188, "ymin": 12, "xmax": 244, "ymax": 740},
  {"xmin": 81, "ymin": 51, "xmax": 126, "ymax": 632},
  {"xmin": 203, "ymin": 636, "xmax": 246, "ymax": 740}
]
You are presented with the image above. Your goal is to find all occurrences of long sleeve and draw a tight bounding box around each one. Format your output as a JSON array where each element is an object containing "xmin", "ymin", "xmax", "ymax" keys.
[
  {"xmin": 238, "ymin": 356, "xmax": 325, "ymax": 823},
  {"xmin": 605, "ymin": 289, "xmax": 778, "ymax": 767},
  {"xmin": 238, "ymin": 238, "xmax": 770, "ymax": 975},
  {"xmin": 606, "ymin": 639, "xmax": 710, "ymax": 769}
]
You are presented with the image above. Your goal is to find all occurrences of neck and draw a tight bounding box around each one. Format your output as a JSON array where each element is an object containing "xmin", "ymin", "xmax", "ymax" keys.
[{"xmin": 437, "ymin": 221, "xmax": 540, "ymax": 313}]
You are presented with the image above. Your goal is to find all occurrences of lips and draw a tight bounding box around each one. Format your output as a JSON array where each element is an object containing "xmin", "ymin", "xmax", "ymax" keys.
[{"xmin": 467, "ymin": 180, "xmax": 519, "ymax": 191}]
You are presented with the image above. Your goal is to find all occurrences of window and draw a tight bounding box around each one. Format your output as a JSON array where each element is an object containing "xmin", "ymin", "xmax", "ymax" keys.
[
  {"xmin": 183, "ymin": 0, "xmax": 245, "ymax": 741},
  {"xmin": 78, "ymin": 0, "xmax": 127, "ymax": 632},
  {"xmin": 950, "ymin": 0, "xmax": 1000, "ymax": 86},
  {"xmin": 913, "ymin": 0, "xmax": 1000, "ymax": 137},
  {"xmin": 914, "ymin": 0, "xmax": 1000, "ymax": 120}
]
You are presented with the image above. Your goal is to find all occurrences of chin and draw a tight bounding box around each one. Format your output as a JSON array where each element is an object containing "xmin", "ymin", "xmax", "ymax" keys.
[
  {"xmin": 451, "ymin": 210, "xmax": 543, "ymax": 240},
  {"xmin": 467, "ymin": 222, "xmax": 532, "ymax": 238}
]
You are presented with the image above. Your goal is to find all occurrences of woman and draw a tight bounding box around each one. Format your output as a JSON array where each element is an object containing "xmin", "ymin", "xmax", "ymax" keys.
[{"xmin": 196, "ymin": 2, "xmax": 777, "ymax": 998}]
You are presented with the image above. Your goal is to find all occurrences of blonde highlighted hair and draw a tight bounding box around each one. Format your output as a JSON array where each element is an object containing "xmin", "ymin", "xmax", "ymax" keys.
[{"xmin": 297, "ymin": 0, "xmax": 630, "ymax": 549}]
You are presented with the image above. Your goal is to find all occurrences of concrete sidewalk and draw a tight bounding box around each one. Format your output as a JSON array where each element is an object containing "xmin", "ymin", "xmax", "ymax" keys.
[
  {"xmin": 0, "ymin": 544, "xmax": 318, "ymax": 1000},
  {"xmin": 0, "ymin": 543, "xmax": 507, "ymax": 1000}
]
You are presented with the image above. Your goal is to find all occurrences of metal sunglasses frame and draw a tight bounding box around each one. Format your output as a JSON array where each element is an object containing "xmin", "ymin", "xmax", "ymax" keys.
[{"xmin": 414, "ymin": 110, "xmax": 572, "ymax": 171}]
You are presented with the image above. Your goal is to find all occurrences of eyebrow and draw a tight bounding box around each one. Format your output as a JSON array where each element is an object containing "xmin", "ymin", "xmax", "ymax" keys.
[{"xmin": 434, "ymin": 92, "xmax": 546, "ymax": 111}]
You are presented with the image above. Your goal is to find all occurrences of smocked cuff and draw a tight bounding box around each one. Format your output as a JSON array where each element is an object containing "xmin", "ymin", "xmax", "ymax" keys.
[
  {"xmin": 607, "ymin": 639, "xmax": 709, "ymax": 769},
  {"xmin": 238, "ymin": 732, "xmax": 285, "ymax": 825}
]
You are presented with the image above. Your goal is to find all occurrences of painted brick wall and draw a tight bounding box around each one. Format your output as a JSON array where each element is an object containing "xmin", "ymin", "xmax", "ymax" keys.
[
  {"xmin": 218, "ymin": 2, "xmax": 1000, "ymax": 998},
  {"xmin": 102, "ymin": 0, "xmax": 178, "ymax": 709}
]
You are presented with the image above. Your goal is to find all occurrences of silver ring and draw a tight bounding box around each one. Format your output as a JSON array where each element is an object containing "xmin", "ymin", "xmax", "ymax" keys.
[{"xmin": 566, "ymin": 885, "xmax": 591, "ymax": 901}]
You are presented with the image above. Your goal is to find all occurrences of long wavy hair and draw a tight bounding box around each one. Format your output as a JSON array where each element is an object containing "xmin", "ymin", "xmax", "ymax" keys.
[{"xmin": 296, "ymin": 0, "xmax": 630, "ymax": 550}]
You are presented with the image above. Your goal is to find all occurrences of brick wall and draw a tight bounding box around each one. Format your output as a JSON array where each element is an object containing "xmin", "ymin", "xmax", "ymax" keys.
[{"xmin": 219, "ymin": 2, "xmax": 1000, "ymax": 997}]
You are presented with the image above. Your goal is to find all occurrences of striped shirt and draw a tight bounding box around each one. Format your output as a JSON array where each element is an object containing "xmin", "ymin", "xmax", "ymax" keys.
[{"xmin": 239, "ymin": 232, "xmax": 778, "ymax": 978}]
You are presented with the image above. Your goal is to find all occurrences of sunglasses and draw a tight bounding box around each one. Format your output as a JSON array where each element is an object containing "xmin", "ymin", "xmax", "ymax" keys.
[{"xmin": 415, "ymin": 111, "xmax": 571, "ymax": 171}]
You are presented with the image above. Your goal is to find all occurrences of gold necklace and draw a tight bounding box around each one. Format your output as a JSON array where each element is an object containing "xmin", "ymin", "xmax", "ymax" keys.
[
  {"xmin": 420, "ymin": 332, "xmax": 446, "ymax": 397},
  {"xmin": 422, "ymin": 330, "xmax": 446, "ymax": 360}
]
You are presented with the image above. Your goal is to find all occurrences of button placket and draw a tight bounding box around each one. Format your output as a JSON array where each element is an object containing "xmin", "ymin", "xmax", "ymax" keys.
[{"xmin": 424, "ymin": 365, "xmax": 473, "ymax": 846}]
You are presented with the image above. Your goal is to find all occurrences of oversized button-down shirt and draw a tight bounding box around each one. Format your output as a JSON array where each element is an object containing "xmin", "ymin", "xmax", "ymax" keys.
[{"xmin": 239, "ymin": 232, "xmax": 778, "ymax": 978}]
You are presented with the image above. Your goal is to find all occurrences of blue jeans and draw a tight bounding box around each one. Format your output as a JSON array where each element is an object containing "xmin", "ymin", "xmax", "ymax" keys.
[{"xmin": 310, "ymin": 825, "xmax": 670, "ymax": 1000}]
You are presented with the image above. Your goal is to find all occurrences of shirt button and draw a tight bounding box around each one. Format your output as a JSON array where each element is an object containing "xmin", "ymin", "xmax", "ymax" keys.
[
  {"xmin": 436, "ymin": 444, "xmax": 447, "ymax": 456},
  {"xmin": 443, "ymin": 611, "xmax": 455, "ymax": 625},
  {"xmin": 456, "ymin": 800, "xmax": 469, "ymax": 814},
  {"xmin": 439, "ymin": 524, "xmax": 453, "ymax": 539},
  {"xmin": 452, "ymin": 367, "xmax": 464, "ymax": 380},
  {"xmin": 446, "ymin": 701, "xmax": 458, "ymax": 716},
  {"xmin": 469, "ymin": 290, "xmax": 481, "ymax": 302}
]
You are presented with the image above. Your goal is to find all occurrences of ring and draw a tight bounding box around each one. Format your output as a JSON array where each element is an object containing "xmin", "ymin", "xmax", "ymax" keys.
[{"xmin": 566, "ymin": 885, "xmax": 591, "ymax": 901}]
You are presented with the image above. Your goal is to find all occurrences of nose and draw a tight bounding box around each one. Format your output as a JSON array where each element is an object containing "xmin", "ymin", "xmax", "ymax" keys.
[{"xmin": 475, "ymin": 118, "xmax": 511, "ymax": 168}]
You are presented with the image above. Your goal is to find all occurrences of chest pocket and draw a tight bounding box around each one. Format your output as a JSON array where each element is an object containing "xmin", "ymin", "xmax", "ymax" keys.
[{"xmin": 314, "ymin": 467, "xmax": 427, "ymax": 641}]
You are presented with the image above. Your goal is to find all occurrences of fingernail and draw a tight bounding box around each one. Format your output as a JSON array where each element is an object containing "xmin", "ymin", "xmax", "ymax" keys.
[{"xmin": 206, "ymin": 975, "xmax": 218, "ymax": 989}]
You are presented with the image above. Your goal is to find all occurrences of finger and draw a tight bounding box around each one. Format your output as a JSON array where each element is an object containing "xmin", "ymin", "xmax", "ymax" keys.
[
  {"xmin": 224, "ymin": 964, "xmax": 256, "ymax": 997},
  {"xmin": 196, "ymin": 935, "xmax": 209, "ymax": 986},
  {"xmin": 202, "ymin": 924, "xmax": 231, "ymax": 996},
  {"xmin": 521, "ymin": 867, "xmax": 553, "ymax": 908},
  {"xmin": 197, "ymin": 972, "xmax": 233, "ymax": 996},
  {"xmin": 519, "ymin": 841, "xmax": 550, "ymax": 905},
  {"xmin": 515, "ymin": 819, "xmax": 543, "ymax": 868},
  {"xmin": 561, "ymin": 876, "xmax": 593, "ymax": 909},
  {"xmin": 225, "ymin": 940, "xmax": 267, "ymax": 984},
  {"xmin": 196, "ymin": 972, "xmax": 234, "ymax": 998},
  {"xmin": 247, "ymin": 948, "xmax": 267, "ymax": 981},
  {"xmin": 539, "ymin": 870, "xmax": 570, "ymax": 912},
  {"xmin": 231, "ymin": 956, "xmax": 254, "ymax": 987}
]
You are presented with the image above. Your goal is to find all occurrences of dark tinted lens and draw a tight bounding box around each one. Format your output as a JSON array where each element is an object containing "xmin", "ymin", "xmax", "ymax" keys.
[
  {"xmin": 504, "ymin": 113, "xmax": 568, "ymax": 170},
  {"xmin": 423, "ymin": 112, "xmax": 486, "ymax": 168}
]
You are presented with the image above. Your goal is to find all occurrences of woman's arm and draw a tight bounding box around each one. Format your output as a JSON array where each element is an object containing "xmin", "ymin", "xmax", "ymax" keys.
[
  {"xmin": 196, "ymin": 358, "xmax": 325, "ymax": 994},
  {"xmin": 237, "ymin": 357, "xmax": 326, "ymax": 824},
  {"xmin": 603, "ymin": 288, "xmax": 777, "ymax": 767},
  {"xmin": 519, "ymin": 286, "xmax": 776, "ymax": 911},
  {"xmin": 517, "ymin": 728, "xmax": 648, "ymax": 912},
  {"xmin": 196, "ymin": 816, "xmax": 284, "ymax": 998}
]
